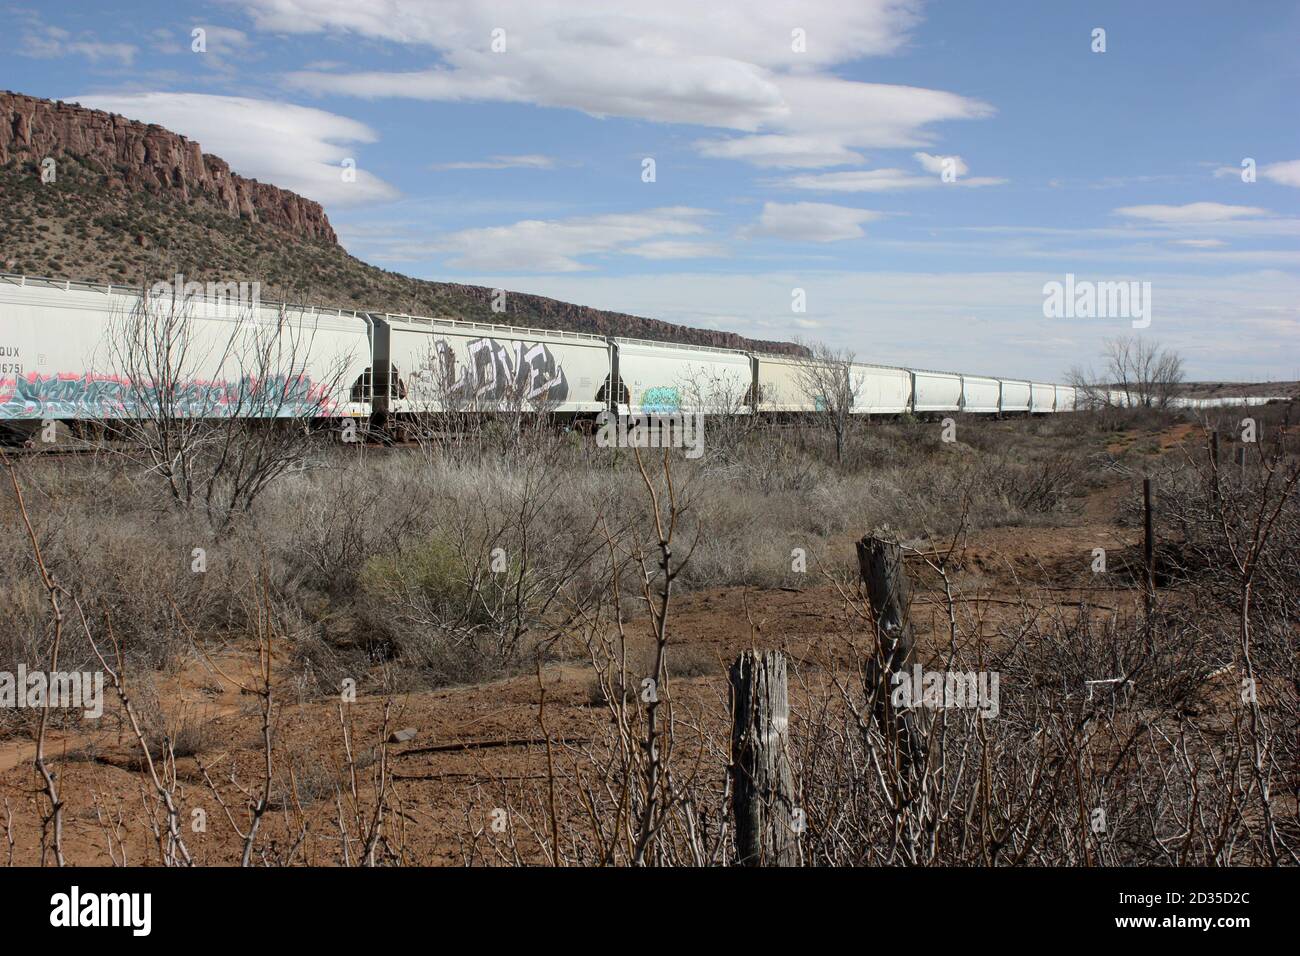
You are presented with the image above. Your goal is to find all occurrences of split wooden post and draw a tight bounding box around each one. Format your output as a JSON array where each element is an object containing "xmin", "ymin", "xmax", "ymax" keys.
[
  {"xmin": 856, "ymin": 535, "xmax": 916, "ymax": 665},
  {"xmin": 729, "ymin": 650, "xmax": 798, "ymax": 866},
  {"xmin": 1143, "ymin": 478, "xmax": 1155, "ymax": 610},
  {"xmin": 1210, "ymin": 431, "xmax": 1220, "ymax": 508},
  {"xmin": 856, "ymin": 534, "xmax": 923, "ymax": 774}
]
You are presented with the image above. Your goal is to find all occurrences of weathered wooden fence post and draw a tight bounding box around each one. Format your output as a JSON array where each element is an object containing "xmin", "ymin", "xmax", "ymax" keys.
[
  {"xmin": 729, "ymin": 650, "xmax": 797, "ymax": 866},
  {"xmin": 1143, "ymin": 477, "xmax": 1155, "ymax": 612},
  {"xmin": 856, "ymin": 534, "xmax": 923, "ymax": 774},
  {"xmin": 1210, "ymin": 430, "xmax": 1220, "ymax": 509},
  {"xmin": 856, "ymin": 535, "xmax": 915, "ymax": 662}
]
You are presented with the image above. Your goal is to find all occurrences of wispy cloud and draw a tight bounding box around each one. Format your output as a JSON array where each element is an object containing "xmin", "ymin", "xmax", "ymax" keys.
[
  {"xmin": 1170, "ymin": 238, "xmax": 1227, "ymax": 248},
  {"xmin": 422, "ymin": 207, "xmax": 717, "ymax": 271},
  {"xmin": 913, "ymin": 151, "xmax": 967, "ymax": 177},
  {"xmin": 780, "ymin": 152, "xmax": 1003, "ymax": 192},
  {"xmin": 430, "ymin": 154, "xmax": 557, "ymax": 171},
  {"xmin": 1214, "ymin": 159, "xmax": 1300, "ymax": 187},
  {"xmin": 1258, "ymin": 160, "xmax": 1300, "ymax": 188},
  {"xmin": 1114, "ymin": 202, "xmax": 1268, "ymax": 224},
  {"xmin": 19, "ymin": 25, "xmax": 136, "ymax": 65},
  {"xmin": 743, "ymin": 202, "xmax": 883, "ymax": 242}
]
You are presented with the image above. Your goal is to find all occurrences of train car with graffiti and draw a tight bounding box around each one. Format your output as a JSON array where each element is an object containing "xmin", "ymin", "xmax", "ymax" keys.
[
  {"xmin": 611, "ymin": 338, "xmax": 754, "ymax": 416},
  {"xmin": 0, "ymin": 275, "xmax": 371, "ymax": 426},
  {"xmin": 374, "ymin": 313, "xmax": 611, "ymax": 417}
]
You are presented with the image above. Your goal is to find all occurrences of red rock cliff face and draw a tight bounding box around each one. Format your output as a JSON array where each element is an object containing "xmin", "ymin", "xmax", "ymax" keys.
[{"xmin": 0, "ymin": 91, "xmax": 337, "ymax": 243}]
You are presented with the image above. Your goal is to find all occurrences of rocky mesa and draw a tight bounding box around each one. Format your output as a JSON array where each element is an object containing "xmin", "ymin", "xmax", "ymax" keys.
[{"xmin": 0, "ymin": 90, "xmax": 336, "ymax": 242}]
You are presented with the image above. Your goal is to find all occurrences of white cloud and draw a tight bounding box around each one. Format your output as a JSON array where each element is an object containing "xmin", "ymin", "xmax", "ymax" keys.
[
  {"xmin": 913, "ymin": 151, "xmax": 968, "ymax": 177},
  {"xmin": 423, "ymin": 207, "xmax": 715, "ymax": 271},
  {"xmin": 431, "ymin": 154, "xmax": 556, "ymax": 170},
  {"xmin": 253, "ymin": 1, "xmax": 991, "ymax": 167},
  {"xmin": 1260, "ymin": 160, "xmax": 1300, "ymax": 188},
  {"xmin": 1171, "ymin": 239, "xmax": 1227, "ymax": 248},
  {"xmin": 626, "ymin": 241, "xmax": 729, "ymax": 260},
  {"xmin": 196, "ymin": 25, "xmax": 253, "ymax": 52},
  {"xmin": 244, "ymin": 0, "xmax": 918, "ymax": 67},
  {"xmin": 20, "ymin": 26, "xmax": 136, "ymax": 64},
  {"xmin": 694, "ymin": 135, "xmax": 863, "ymax": 169},
  {"xmin": 1214, "ymin": 159, "xmax": 1300, "ymax": 187},
  {"xmin": 744, "ymin": 202, "xmax": 883, "ymax": 242},
  {"xmin": 1115, "ymin": 202, "xmax": 1268, "ymax": 224},
  {"xmin": 72, "ymin": 92, "xmax": 399, "ymax": 207},
  {"xmin": 782, "ymin": 152, "xmax": 1003, "ymax": 192}
]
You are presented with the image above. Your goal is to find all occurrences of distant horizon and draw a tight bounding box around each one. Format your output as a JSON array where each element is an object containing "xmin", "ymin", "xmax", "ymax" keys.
[{"xmin": 2, "ymin": 0, "xmax": 1297, "ymax": 382}]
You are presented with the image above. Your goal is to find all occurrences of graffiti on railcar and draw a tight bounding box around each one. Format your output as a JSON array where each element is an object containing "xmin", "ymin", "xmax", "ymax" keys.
[
  {"xmin": 640, "ymin": 386, "xmax": 681, "ymax": 414},
  {"xmin": 413, "ymin": 336, "xmax": 570, "ymax": 404},
  {"xmin": 0, "ymin": 371, "xmax": 337, "ymax": 418}
]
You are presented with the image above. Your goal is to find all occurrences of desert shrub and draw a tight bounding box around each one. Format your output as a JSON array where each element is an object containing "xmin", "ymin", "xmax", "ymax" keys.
[
  {"xmin": 359, "ymin": 535, "xmax": 482, "ymax": 622},
  {"xmin": 269, "ymin": 454, "xmax": 428, "ymax": 597}
]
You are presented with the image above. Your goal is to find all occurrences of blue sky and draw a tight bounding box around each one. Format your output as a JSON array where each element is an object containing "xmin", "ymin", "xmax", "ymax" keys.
[{"xmin": 3, "ymin": 0, "xmax": 1298, "ymax": 381}]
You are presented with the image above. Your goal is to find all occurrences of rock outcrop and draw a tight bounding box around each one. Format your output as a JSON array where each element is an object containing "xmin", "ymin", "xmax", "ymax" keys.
[{"xmin": 0, "ymin": 90, "xmax": 336, "ymax": 242}]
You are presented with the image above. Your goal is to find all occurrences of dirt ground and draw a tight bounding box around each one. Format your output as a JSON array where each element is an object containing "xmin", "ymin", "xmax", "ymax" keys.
[{"xmin": 0, "ymin": 419, "xmax": 1231, "ymax": 865}]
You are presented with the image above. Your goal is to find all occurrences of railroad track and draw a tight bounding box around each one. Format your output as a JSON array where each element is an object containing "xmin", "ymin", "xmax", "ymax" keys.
[{"xmin": 0, "ymin": 443, "xmax": 109, "ymax": 458}]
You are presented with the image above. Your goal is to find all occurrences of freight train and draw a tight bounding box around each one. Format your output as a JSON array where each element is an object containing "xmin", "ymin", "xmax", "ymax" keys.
[{"xmin": 0, "ymin": 274, "xmax": 1275, "ymax": 434}]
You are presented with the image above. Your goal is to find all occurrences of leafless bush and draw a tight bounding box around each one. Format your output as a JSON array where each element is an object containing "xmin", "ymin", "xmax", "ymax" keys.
[
  {"xmin": 1072, "ymin": 337, "xmax": 1185, "ymax": 410},
  {"xmin": 793, "ymin": 342, "xmax": 861, "ymax": 464},
  {"xmin": 675, "ymin": 363, "xmax": 758, "ymax": 468},
  {"xmin": 95, "ymin": 287, "xmax": 354, "ymax": 533},
  {"xmin": 789, "ymin": 542, "xmax": 1292, "ymax": 865}
]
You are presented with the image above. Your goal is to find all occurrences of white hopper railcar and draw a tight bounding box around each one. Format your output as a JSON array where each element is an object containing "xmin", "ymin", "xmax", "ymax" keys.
[
  {"xmin": 376, "ymin": 312, "xmax": 610, "ymax": 416},
  {"xmin": 961, "ymin": 375, "xmax": 1002, "ymax": 414},
  {"xmin": 613, "ymin": 338, "xmax": 753, "ymax": 415},
  {"xmin": 755, "ymin": 353, "xmax": 812, "ymax": 413},
  {"xmin": 911, "ymin": 369, "xmax": 964, "ymax": 413},
  {"xmin": 1000, "ymin": 380, "xmax": 1032, "ymax": 414},
  {"xmin": 0, "ymin": 275, "xmax": 371, "ymax": 423},
  {"xmin": 851, "ymin": 364, "xmax": 912, "ymax": 414}
]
